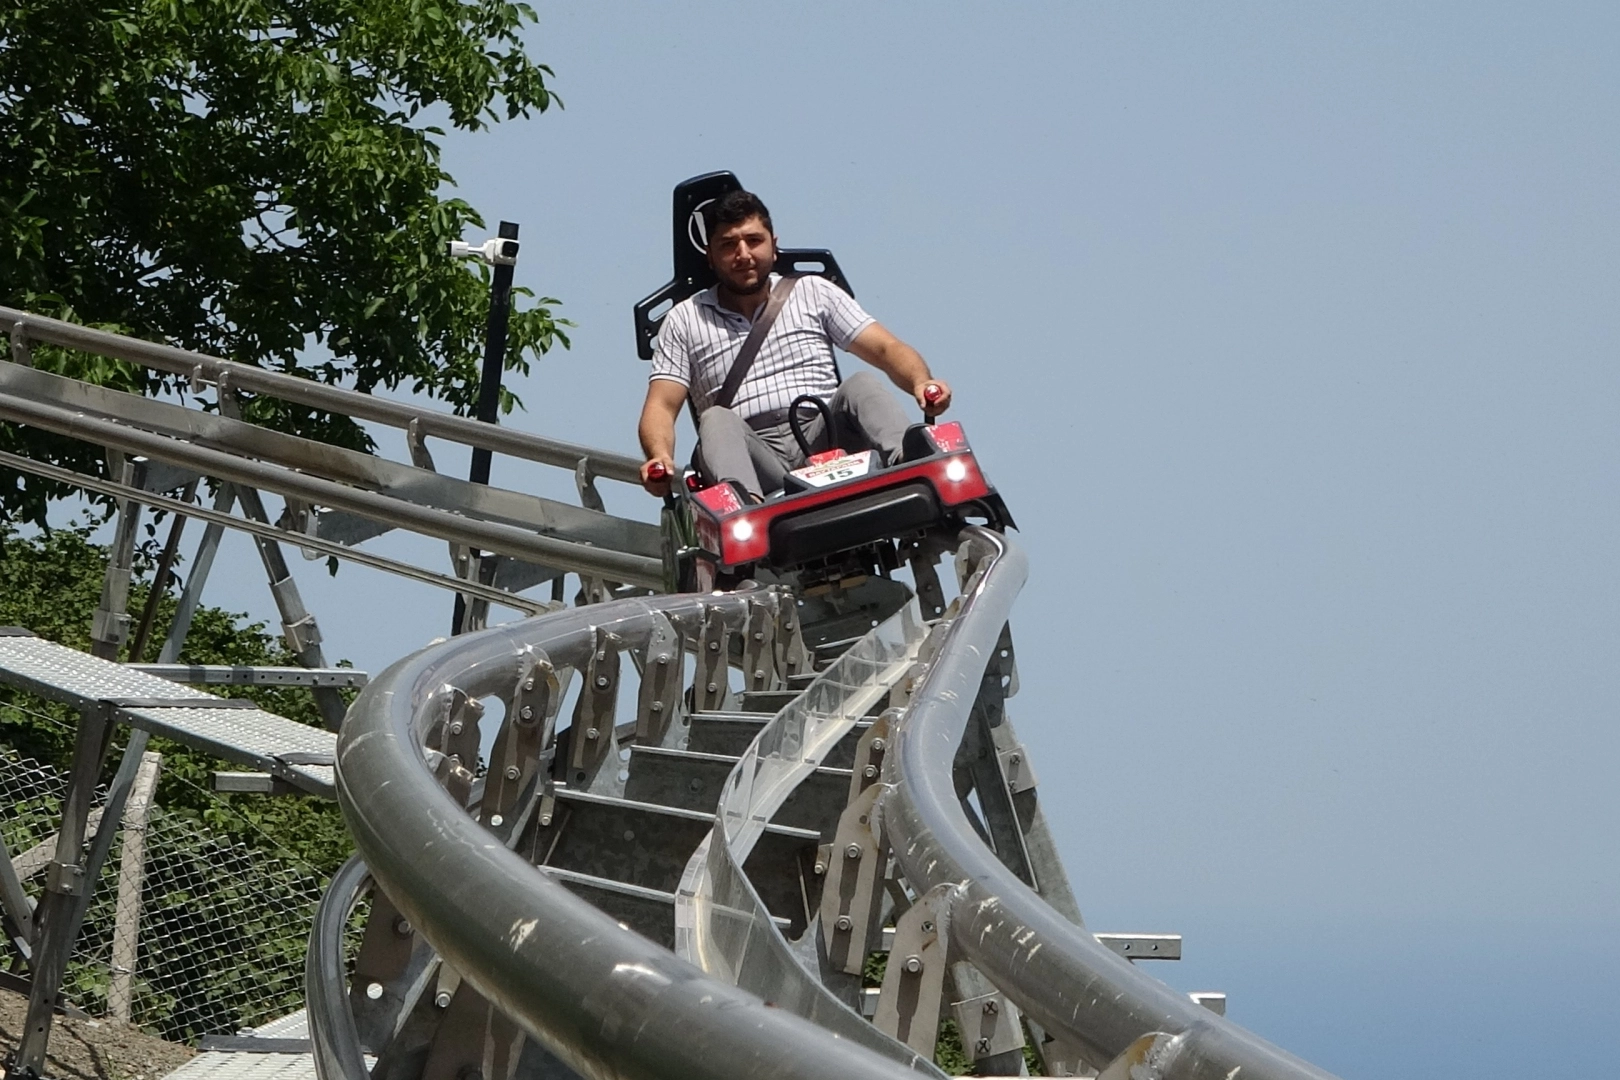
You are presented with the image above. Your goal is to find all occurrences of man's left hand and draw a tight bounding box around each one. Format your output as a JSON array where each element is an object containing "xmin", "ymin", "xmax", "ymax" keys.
[{"xmin": 915, "ymin": 379, "xmax": 953, "ymax": 417}]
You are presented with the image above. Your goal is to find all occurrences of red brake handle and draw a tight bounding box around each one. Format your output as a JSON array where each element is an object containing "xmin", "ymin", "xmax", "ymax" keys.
[
  {"xmin": 922, "ymin": 382, "xmax": 944, "ymax": 421},
  {"xmin": 646, "ymin": 461, "xmax": 669, "ymax": 481}
]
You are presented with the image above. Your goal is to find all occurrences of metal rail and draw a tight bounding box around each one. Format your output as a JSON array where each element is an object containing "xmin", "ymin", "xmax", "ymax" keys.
[
  {"xmin": 0, "ymin": 306, "xmax": 643, "ymax": 484},
  {"xmin": 881, "ymin": 528, "xmax": 1341, "ymax": 1080},
  {"xmin": 330, "ymin": 592, "xmax": 926, "ymax": 1080},
  {"xmin": 0, "ymin": 359, "xmax": 656, "ymax": 556},
  {"xmin": 0, "ymin": 447, "xmax": 550, "ymax": 613},
  {"xmin": 0, "ymin": 389, "xmax": 663, "ymax": 589}
]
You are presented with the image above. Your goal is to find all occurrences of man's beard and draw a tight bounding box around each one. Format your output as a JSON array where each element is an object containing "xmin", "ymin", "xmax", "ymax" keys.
[{"xmin": 719, "ymin": 267, "xmax": 767, "ymax": 296}]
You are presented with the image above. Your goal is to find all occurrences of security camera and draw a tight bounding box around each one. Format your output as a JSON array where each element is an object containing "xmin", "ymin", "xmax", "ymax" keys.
[{"xmin": 446, "ymin": 237, "xmax": 520, "ymax": 266}]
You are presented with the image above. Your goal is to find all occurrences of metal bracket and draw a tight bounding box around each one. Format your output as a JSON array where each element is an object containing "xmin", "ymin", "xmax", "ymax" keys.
[
  {"xmin": 907, "ymin": 543, "xmax": 947, "ymax": 621},
  {"xmin": 693, "ymin": 604, "xmax": 730, "ymax": 713},
  {"xmin": 566, "ymin": 628, "xmax": 621, "ymax": 794},
  {"xmin": 949, "ymin": 984, "xmax": 1025, "ymax": 1067},
  {"xmin": 774, "ymin": 593, "xmax": 811, "ymax": 678},
  {"xmin": 406, "ymin": 418, "xmax": 437, "ymax": 471},
  {"xmin": 847, "ymin": 709, "xmax": 894, "ymax": 802},
  {"xmin": 483, "ymin": 653, "xmax": 559, "ymax": 838},
  {"xmin": 873, "ymin": 882, "xmax": 953, "ymax": 1057},
  {"xmin": 10, "ymin": 318, "xmax": 33, "ymax": 367},
  {"xmin": 1096, "ymin": 933, "xmax": 1182, "ymax": 961},
  {"xmin": 575, "ymin": 457, "xmax": 605, "ymax": 513},
  {"xmin": 634, "ymin": 614, "xmax": 684, "ymax": 748},
  {"xmin": 817, "ymin": 784, "xmax": 886, "ymax": 975},
  {"xmin": 90, "ymin": 455, "xmax": 145, "ymax": 660},
  {"xmin": 996, "ymin": 741, "xmax": 1038, "ymax": 794},
  {"xmin": 43, "ymin": 861, "xmax": 84, "ymax": 897},
  {"xmin": 433, "ymin": 690, "xmax": 483, "ymax": 807},
  {"xmin": 212, "ymin": 772, "xmax": 297, "ymax": 796},
  {"xmin": 419, "ymin": 977, "xmax": 494, "ymax": 1080},
  {"xmin": 740, "ymin": 600, "xmax": 776, "ymax": 693}
]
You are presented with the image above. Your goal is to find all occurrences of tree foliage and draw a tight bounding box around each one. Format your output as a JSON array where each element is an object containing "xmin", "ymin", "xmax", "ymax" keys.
[
  {"xmin": 0, "ymin": 0, "xmax": 568, "ymax": 526},
  {"xmin": 0, "ymin": 522, "xmax": 352, "ymax": 874}
]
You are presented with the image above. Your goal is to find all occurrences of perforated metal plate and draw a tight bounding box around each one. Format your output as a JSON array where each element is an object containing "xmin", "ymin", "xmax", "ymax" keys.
[
  {"xmin": 0, "ymin": 636, "xmax": 336, "ymax": 797},
  {"xmin": 162, "ymin": 1052, "xmax": 321, "ymax": 1080},
  {"xmin": 0, "ymin": 634, "xmax": 205, "ymax": 704}
]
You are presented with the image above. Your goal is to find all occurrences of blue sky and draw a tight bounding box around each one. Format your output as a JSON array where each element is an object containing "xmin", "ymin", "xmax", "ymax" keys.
[{"xmin": 166, "ymin": 4, "xmax": 1616, "ymax": 1076}]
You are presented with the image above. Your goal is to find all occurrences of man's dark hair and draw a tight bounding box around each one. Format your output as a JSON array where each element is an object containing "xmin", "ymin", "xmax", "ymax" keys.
[{"xmin": 706, "ymin": 189, "xmax": 773, "ymax": 237}]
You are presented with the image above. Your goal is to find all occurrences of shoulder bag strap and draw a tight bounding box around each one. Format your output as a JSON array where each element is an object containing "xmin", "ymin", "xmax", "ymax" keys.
[{"xmin": 711, "ymin": 274, "xmax": 799, "ymax": 411}]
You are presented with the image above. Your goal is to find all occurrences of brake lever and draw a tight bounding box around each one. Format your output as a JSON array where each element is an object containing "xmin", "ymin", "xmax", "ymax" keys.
[{"xmin": 647, "ymin": 460, "xmax": 679, "ymax": 512}]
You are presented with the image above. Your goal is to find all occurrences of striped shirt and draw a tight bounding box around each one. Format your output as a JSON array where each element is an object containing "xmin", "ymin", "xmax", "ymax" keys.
[{"xmin": 650, "ymin": 273, "xmax": 875, "ymax": 419}]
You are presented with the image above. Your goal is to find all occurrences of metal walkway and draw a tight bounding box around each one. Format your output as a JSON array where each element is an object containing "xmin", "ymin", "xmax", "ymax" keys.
[{"xmin": 0, "ymin": 632, "xmax": 337, "ymax": 796}]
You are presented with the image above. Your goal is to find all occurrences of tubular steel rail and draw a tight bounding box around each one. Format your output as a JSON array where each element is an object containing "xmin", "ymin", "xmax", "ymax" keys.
[
  {"xmin": 315, "ymin": 528, "xmax": 1344, "ymax": 1080},
  {"xmin": 881, "ymin": 529, "xmax": 1342, "ymax": 1080}
]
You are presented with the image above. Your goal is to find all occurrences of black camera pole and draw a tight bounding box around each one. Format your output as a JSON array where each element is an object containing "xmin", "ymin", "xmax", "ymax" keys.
[{"xmin": 451, "ymin": 219, "xmax": 519, "ymax": 636}]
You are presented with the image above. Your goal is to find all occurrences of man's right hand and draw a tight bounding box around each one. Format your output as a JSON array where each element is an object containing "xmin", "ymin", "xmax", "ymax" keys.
[{"xmin": 641, "ymin": 458, "xmax": 676, "ymax": 497}]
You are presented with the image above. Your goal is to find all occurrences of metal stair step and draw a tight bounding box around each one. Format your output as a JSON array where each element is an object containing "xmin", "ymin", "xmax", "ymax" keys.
[
  {"xmin": 736, "ymin": 688, "xmax": 894, "ymax": 716},
  {"xmin": 737, "ymin": 689, "xmax": 799, "ymax": 712},
  {"xmin": 812, "ymin": 634, "xmax": 869, "ymax": 663},
  {"xmin": 685, "ymin": 712, "xmax": 873, "ymax": 769},
  {"xmin": 536, "ymin": 788, "xmax": 822, "ymax": 934},
  {"xmin": 625, "ymin": 744, "xmax": 855, "ymax": 834},
  {"xmin": 539, "ymin": 866, "xmax": 683, "ymax": 949},
  {"xmin": 538, "ymin": 865, "xmax": 792, "ymax": 949}
]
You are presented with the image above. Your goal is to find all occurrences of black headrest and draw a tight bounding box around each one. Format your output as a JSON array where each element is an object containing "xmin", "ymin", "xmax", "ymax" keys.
[{"xmin": 632, "ymin": 171, "xmax": 854, "ymax": 360}]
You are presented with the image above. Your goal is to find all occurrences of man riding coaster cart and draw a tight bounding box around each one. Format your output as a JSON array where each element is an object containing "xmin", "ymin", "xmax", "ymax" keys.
[{"xmin": 634, "ymin": 175, "xmax": 1012, "ymax": 594}]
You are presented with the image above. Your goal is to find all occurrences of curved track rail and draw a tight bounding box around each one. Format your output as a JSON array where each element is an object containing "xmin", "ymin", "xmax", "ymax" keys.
[{"xmin": 315, "ymin": 529, "xmax": 1344, "ymax": 1080}]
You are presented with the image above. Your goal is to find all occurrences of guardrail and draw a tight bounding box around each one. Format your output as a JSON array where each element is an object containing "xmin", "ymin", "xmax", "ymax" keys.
[
  {"xmin": 0, "ymin": 306, "xmax": 643, "ymax": 484},
  {"xmin": 881, "ymin": 527, "xmax": 1342, "ymax": 1080},
  {"xmin": 0, "ymin": 388, "xmax": 662, "ymax": 589}
]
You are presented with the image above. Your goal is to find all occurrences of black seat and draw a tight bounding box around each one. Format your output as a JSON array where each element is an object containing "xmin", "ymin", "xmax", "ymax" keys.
[{"xmin": 632, "ymin": 171, "xmax": 856, "ymax": 361}]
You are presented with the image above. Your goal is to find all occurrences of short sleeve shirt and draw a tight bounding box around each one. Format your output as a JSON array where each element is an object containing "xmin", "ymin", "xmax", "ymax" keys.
[{"xmin": 649, "ymin": 273, "xmax": 876, "ymax": 419}]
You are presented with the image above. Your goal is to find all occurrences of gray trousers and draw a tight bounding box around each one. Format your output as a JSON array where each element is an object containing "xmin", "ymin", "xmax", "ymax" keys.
[{"xmin": 694, "ymin": 371, "xmax": 914, "ymax": 499}]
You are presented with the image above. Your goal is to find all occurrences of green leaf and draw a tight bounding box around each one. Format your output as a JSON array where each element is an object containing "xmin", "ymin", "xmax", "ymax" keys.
[{"xmin": 0, "ymin": 0, "xmax": 566, "ymax": 526}]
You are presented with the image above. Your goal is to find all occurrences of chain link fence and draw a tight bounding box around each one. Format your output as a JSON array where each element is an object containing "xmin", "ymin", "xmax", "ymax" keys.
[{"xmin": 0, "ymin": 746, "xmax": 329, "ymax": 1042}]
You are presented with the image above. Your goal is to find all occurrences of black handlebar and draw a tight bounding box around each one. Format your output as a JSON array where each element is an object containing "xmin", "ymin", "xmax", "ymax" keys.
[{"xmin": 788, "ymin": 395, "xmax": 836, "ymax": 460}]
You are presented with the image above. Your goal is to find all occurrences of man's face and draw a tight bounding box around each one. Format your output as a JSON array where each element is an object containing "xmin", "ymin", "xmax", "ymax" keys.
[{"xmin": 706, "ymin": 215, "xmax": 776, "ymax": 296}]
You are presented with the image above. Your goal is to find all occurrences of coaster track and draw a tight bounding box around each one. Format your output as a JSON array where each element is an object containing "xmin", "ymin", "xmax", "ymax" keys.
[
  {"xmin": 0, "ymin": 307, "xmax": 1343, "ymax": 1080},
  {"xmin": 313, "ymin": 530, "xmax": 1339, "ymax": 1080}
]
